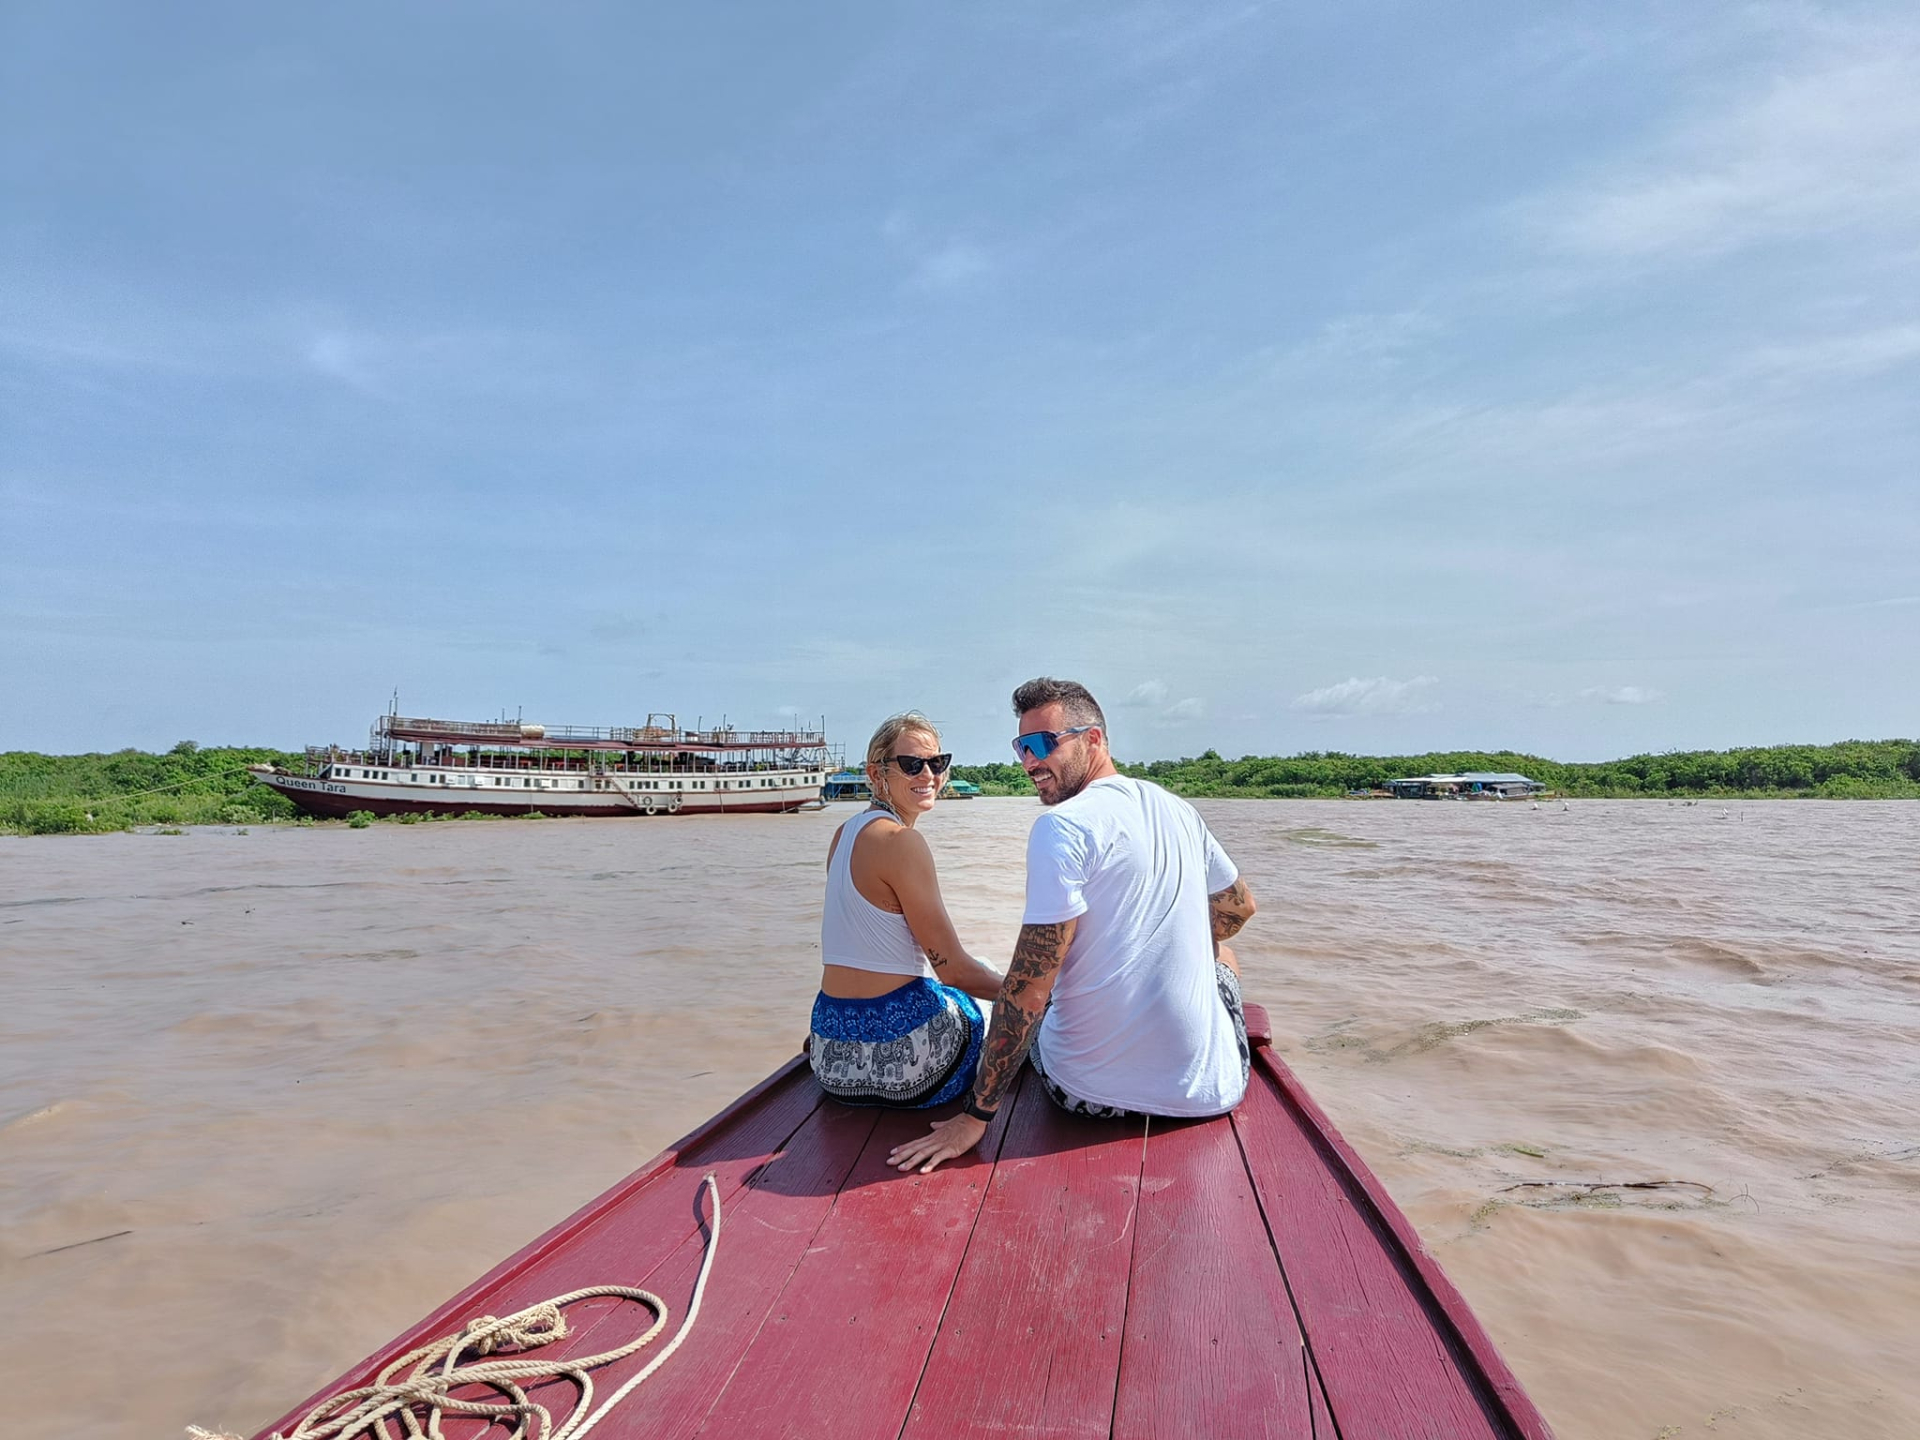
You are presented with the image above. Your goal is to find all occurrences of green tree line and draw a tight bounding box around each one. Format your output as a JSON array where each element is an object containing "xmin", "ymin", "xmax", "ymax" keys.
[
  {"xmin": 5, "ymin": 737, "xmax": 1917, "ymax": 834},
  {"xmin": 954, "ymin": 739, "xmax": 1920, "ymax": 800},
  {"xmin": 0, "ymin": 741, "xmax": 304, "ymax": 833}
]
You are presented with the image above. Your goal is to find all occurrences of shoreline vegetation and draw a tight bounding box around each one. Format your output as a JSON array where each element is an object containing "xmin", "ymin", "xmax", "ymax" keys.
[{"xmin": 3, "ymin": 738, "xmax": 1918, "ymax": 835}]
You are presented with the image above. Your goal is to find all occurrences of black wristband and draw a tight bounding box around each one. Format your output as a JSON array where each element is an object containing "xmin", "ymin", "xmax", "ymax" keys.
[{"xmin": 961, "ymin": 1096, "xmax": 998, "ymax": 1123}]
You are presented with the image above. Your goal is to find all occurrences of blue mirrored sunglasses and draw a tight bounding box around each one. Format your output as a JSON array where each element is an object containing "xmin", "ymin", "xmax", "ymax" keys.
[{"xmin": 1012, "ymin": 726, "xmax": 1093, "ymax": 761}]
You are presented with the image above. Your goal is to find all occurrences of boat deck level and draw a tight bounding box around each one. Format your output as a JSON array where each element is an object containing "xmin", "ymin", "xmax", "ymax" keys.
[{"xmin": 251, "ymin": 1006, "xmax": 1551, "ymax": 1439}]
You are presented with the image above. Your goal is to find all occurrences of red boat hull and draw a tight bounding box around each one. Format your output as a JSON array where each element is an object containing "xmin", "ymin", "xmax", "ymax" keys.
[{"xmin": 246, "ymin": 1005, "xmax": 1553, "ymax": 1439}]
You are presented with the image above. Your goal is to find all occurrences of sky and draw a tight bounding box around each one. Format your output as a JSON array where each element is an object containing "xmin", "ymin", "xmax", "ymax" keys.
[{"xmin": 3, "ymin": 2, "xmax": 1916, "ymax": 763}]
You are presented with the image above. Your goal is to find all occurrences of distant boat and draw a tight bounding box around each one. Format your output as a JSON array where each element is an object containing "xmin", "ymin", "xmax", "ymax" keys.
[
  {"xmin": 236, "ymin": 1004, "xmax": 1553, "ymax": 1440},
  {"xmin": 822, "ymin": 770, "xmax": 981, "ymax": 801},
  {"xmin": 249, "ymin": 708, "xmax": 831, "ymax": 819}
]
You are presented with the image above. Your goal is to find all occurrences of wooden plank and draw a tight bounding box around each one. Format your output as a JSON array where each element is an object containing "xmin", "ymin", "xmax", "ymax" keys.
[
  {"xmin": 440, "ymin": 1098, "xmax": 887, "ymax": 1439},
  {"xmin": 1250, "ymin": 1048, "xmax": 1555, "ymax": 1438},
  {"xmin": 1307, "ymin": 1349, "xmax": 1336, "ymax": 1439},
  {"xmin": 249, "ymin": 1058, "xmax": 821, "ymax": 1440},
  {"xmin": 898, "ymin": 1068, "xmax": 1144, "ymax": 1440},
  {"xmin": 1232, "ymin": 1054, "xmax": 1516, "ymax": 1440},
  {"xmin": 1112, "ymin": 1112, "xmax": 1314, "ymax": 1440},
  {"xmin": 688, "ymin": 1098, "xmax": 1018, "ymax": 1440}
]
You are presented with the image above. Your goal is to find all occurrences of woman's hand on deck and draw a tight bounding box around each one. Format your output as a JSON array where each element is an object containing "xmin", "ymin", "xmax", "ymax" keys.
[{"xmin": 887, "ymin": 1113, "xmax": 987, "ymax": 1174}]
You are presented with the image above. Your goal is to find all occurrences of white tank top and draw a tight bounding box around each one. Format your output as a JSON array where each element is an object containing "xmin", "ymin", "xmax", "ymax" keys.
[{"xmin": 821, "ymin": 810, "xmax": 933, "ymax": 978}]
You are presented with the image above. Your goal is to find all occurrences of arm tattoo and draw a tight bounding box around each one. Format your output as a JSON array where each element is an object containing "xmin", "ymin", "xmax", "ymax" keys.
[
  {"xmin": 1208, "ymin": 878, "xmax": 1252, "ymax": 943},
  {"xmin": 972, "ymin": 922, "xmax": 1069, "ymax": 1109},
  {"xmin": 923, "ymin": 946, "xmax": 950, "ymax": 970}
]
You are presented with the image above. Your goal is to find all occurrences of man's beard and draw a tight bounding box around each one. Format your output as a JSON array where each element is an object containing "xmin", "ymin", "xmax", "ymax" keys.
[{"xmin": 1039, "ymin": 757, "xmax": 1090, "ymax": 805}]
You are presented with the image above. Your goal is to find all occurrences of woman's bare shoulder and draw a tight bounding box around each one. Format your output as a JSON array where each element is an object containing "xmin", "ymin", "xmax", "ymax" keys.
[{"xmin": 867, "ymin": 818, "xmax": 935, "ymax": 875}]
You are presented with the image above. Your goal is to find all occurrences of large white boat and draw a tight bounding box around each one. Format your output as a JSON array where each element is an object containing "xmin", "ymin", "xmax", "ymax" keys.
[{"xmin": 248, "ymin": 710, "xmax": 831, "ymax": 819}]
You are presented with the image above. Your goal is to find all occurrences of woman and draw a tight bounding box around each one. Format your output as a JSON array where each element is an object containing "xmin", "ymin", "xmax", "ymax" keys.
[{"xmin": 809, "ymin": 713, "xmax": 1002, "ymax": 1108}]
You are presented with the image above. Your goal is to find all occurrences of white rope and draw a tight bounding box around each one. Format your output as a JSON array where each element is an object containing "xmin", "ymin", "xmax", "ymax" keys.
[{"xmin": 189, "ymin": 1173, "xmax": 722, "ymax": 1440}]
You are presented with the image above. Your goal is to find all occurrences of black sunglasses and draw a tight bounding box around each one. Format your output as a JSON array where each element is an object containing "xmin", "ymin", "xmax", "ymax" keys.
[{"xmin": 888, "ymin": 753, "xmax": 952, "ymax": 776}]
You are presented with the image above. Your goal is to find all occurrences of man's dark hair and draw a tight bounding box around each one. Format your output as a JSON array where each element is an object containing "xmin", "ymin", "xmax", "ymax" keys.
[{"xmin": 1011, "ymin": 677, "xmax": 1106, "ymax": 730}]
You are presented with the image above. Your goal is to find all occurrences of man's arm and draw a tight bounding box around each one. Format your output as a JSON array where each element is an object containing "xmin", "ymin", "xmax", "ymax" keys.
[
  {"xmin": 1207, "ymin": 876, "xmax": 1256, "ymax": 954},
  {"xmin": 886, "ymin": 917, "xmax": 1076, "ymax": 1174},
  {"xmin": 971, "ymin": 919, "xmax": 1072, "ymax": 1108}
]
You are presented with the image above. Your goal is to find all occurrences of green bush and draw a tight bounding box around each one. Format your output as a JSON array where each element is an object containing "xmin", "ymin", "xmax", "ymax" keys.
[
  {"xmin": 18, "ymin": 802, "xmax": 90, "ymax": 835},
  {"xmin": 347, "ymin": 810, "xmax": 374, "ymax": 829}
]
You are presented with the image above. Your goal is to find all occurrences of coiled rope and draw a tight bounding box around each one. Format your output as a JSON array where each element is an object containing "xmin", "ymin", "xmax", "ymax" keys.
[{"xmin": 189, "ymin": 1172, "xmax": 722, "ymax": 1440}]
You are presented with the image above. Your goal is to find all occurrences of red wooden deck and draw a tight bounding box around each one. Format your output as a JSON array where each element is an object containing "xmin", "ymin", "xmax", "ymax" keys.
[{"xmin": 250, "ymin": 1006, "xmax": 1553, "ymax": 1439}]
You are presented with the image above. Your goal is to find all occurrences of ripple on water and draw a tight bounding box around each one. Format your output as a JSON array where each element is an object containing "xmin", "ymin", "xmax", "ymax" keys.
[{"xmin": 1274, "ymin": 827, "xmax": 1380, "ymax": 849}]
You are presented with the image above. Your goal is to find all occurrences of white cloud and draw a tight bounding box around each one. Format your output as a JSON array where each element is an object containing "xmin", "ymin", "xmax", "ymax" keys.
[
  {"xmin": 883, "ymin": 212, "xmax": 993, "ymax": 291},
  {"xmin": 306, "ymin": 331, "xmax": 380, "ymax": 391},
  {"xmin": 1117, "ymin": 678, "xmax": 1205, "ymax": 728},
  {"xmin": 1523, "ymin": 25, "xmax": 1920, "ymax": 265},
  {"xmin": 1291, "ymin": 676, "xmax": 1439, "ymax": 717},
  {"xmin": 1285, "ymin": 309, "xmax": 1442, "ymax": 371},
  {"xmin": 1123, "ymin": 679, "xmax": 1170, "ymax": 706},
  {"xmin": 1818, "ymin": 594, "xmax": 1920, "ymax": 612},
  {"xmin": 1580, "ymin": 685, "xmax": 1665, "ymax": 706},
  {"xmin": 910, "ymin": 242, "xmax": 991, "ymax": 290},
  {"xmin": 1740, "ymin": 325, "xmax": 1920, "ymax": 384},
  {"xmin": 1531, "ymin": 684, "xmax": 1669, "ymax": 708},
  {"xmin": 1361, "ymin": 314, "xmax": 1920, "ymax": 487}
]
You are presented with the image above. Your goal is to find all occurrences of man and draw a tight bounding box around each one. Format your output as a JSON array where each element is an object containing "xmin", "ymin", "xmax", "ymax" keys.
[{"xmin": 888, "ymin": 676, "xmax": 1257, "ymax": 1174}]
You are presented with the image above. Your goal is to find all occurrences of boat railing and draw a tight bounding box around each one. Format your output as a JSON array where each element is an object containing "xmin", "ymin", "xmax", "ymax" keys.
[{"xmin": 376, "ymin": 715, "xmax": 825, "ymax": 751}]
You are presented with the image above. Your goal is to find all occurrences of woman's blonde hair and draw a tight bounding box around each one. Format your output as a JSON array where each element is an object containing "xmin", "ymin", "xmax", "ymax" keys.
[{"xmin": 864, "ymin": 711, "xmax": 940, "ymax": 770}]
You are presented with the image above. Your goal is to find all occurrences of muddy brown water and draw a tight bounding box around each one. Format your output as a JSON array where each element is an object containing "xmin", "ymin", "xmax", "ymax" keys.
[{"xmin": 3, "ymin": 798, "xmax": 1916, "ymax": 1439}]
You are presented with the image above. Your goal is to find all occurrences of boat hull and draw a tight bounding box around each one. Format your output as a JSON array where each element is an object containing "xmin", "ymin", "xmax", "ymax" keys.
[
  {"xmin": 251, "ymin": 770, "xmax": 820, "ymax": 819},
  {"xmin": 240, "ymin": 1002, "xmax": 1553, "ymax": 1440}
]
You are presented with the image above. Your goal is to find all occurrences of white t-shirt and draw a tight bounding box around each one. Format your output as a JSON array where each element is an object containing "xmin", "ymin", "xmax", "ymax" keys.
[{"xmin": 1022, "ymin": 775, "xmax": 1244, "ymax": 1117}]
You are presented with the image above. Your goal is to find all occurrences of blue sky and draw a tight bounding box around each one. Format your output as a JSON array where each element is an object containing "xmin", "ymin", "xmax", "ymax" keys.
[{"xmin": 4, "ymin": 2, "xmax": 1916, "ymax": 762}]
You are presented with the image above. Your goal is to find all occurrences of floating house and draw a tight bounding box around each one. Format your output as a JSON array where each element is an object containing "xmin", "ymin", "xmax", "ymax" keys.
[
  {"xmin": 822, "ymin": 769, "xmax": 871, "ymax": 802},
  {"xmin": 822, "ymin": 771, "xmax": 981, "ymax": 801},
  {"xmin": 1385, "ymin": 771, "xmax": 1546, "ymax": 800}
]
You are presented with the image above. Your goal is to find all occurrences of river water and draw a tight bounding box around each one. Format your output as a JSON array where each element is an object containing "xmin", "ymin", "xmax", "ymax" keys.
[{"xmin": 2, "ymin": 798, "xmax": 1916, "ymax": 1439}]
